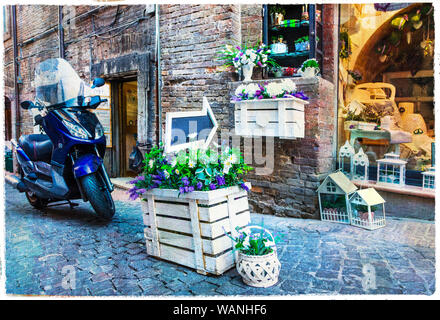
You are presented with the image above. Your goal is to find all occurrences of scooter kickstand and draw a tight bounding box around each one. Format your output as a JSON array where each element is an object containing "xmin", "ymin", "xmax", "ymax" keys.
[{"xmin": 67, "ymin": 200, "xmax": 79, "ymax": 209}]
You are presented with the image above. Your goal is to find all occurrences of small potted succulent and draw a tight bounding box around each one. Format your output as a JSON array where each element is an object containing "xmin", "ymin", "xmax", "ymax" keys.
[{"xmin": 228, "ymin": 225, "xmax": 281, "ymax": 288}]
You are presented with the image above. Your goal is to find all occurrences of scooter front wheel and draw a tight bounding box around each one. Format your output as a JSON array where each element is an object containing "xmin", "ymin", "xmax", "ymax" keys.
[{"xmin": 80, "ymin": 172, "xmax": 115, "ymax": 220}]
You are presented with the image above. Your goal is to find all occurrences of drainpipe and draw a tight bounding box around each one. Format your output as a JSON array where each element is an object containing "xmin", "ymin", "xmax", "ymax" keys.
[
  {"xmin": 155, "ymin": 4, "xmax": 162, "ymax": 145},
  {"xmin": 11, "ymin": 5, "xmax": 20, "ymax": 141},
  {"xmin": 58, "ymin": 6, "xmax": 65, "ymax": 59}
]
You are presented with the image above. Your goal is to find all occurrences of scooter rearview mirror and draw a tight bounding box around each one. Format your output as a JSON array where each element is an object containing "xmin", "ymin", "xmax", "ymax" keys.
[
  {"xmin": 91, "ymin": 78, "xmax": 105, "ymax": 89},
  {"xmin": 20, "ymin": 101, "xmax": 35, "ymax": 110}
]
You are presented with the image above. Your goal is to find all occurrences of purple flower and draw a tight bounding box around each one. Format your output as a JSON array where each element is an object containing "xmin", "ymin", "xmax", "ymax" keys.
[
  {"xmin": 349, "ymin": 125, "xmax": 355, "ymax": 129},
  {"xmin": 255, "ymin": 90, "xmax": 261, "ymax": 96},
  {"xmin": 240, "ymin": 183, "xmax": 250, "ymax": 192},
  {"xmin": 216, "ymin": 175, "xmax": 226, "ymax": 186},
  {"xmin": 181, "ymin": 177, "xmax": 190, "ymax": 186},
  {"xmin": 184, "ymin": 186, "xmax": 189, "ymax": 193},
  {"xmin": 258, "ymin": 95, "xmax": 263, "ymax": 100},
  {"xmin": 256, "ymin": 48, "xmax": 262, "ymax": 53},
  {"xmin": 137, "ymin": 188, "xmax": 146, "ymax": 195},
  {"xmin": 179, "ymin": 187, "xmax": 185, "ymax": 194},
  {"xmin": 236, "ymin": 46, "xmax": 241, "ymax": 50},
  {"xmin": 257, "ymin": 61, "xmax": 262, "ymax": 67},
  {"xmin": 234, "ymin": 57, "xmax": 239, "ymax": 61},
  {"xmin": 209, "ymin": 183, "xmax": 217, "ymax": 190},
  {"xmin": 188, "ymin": 186, "xmax": 195, "ymax": 192},
  {"xmin": 196, "ymin": 182, "xmax": 203, "ymax": 190},
  {"xmin": 129, "ymin": 175, "xmax": 145, "ymax": 184}
]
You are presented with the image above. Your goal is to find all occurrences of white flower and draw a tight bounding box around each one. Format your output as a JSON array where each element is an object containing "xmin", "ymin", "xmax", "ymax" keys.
[
  {"xmin": 245, "ymin": 49, "xmax": 252, "ymax": 56},
  {"xmin": 244, "ymin": 83, "xmax": 260, "ymax": 98},
  {"xmin": 148, "ymin": 159, "xmax": 154, "ymax": 168},
  {"xmin": 171, "ymin": 158, "xmax": 177, "ymax": 167},
  {"xmin": 235, "ymin": 84, "xmax": 246, "ymax": 96},
  {"xmin": 280, "ymin": 79, "xmax": 296, "ymax": 93},
  {"xmin": 163, "ymin": 170, "xmax": 170, "ymax": 179},
  {"xmin": 228, "ymin": 153, "xmax": 239, "ymax": 164},
  {"xmin": 223, "ymin": 163, "xmax": 231, "ymax": 174},
  {"xmin": 188, "ymin": 159, "xmax": 196, "ymax": 168},
  {"xmin": 266, "ymin": 82, "xmax": 285, "ymax": 97}
]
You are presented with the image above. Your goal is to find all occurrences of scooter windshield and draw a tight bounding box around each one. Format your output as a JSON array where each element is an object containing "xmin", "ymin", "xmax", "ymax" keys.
[{"xmin": 34, "ymin": 58, "xmax": 90, "ymax": 108}]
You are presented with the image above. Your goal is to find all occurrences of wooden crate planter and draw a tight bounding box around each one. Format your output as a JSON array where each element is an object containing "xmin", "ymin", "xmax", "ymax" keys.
[
  {"xmin": 233, "ymin": 97, "xmax": 308, "ymax": 139},
  {"xmin": 141, "ymin": 183, "xmax": 251, "ymax": 275}
]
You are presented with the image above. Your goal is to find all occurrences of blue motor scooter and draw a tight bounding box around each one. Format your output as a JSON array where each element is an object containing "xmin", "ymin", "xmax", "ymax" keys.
[{"xmin": 10, "ymin": 58, "xmax": 115, "ymax": 220}]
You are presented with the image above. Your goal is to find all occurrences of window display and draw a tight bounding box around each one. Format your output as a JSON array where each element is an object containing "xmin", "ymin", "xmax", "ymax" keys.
[{"xmin": 337, "ymin": 3, "xmax": 434, "ymax": 187}]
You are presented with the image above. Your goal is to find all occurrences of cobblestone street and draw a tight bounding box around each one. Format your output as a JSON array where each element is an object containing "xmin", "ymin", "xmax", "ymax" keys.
[{"xmin": 5, "ymin": 182, "xmax": 435, "ymax": 296}]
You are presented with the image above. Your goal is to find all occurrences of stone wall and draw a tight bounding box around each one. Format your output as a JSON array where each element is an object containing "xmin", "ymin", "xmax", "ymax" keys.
[{"xmin": 159, "ymin": 4, "xmax": 240, "ymax": 130}]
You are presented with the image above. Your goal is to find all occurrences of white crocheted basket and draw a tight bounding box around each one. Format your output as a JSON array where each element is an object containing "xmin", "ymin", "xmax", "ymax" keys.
[{"xmin": 235, "ymin": 226, "xmax": 281, "ymax": 288}]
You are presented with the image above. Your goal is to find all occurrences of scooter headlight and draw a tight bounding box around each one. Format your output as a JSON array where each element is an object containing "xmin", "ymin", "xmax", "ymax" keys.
[
  {"xmin": 62, "ymin": 120, "xmax": 89, "ymax": 139},
  {"xmin": 95, "ymin": 122, "xmax": 104, "ymax": 139}
]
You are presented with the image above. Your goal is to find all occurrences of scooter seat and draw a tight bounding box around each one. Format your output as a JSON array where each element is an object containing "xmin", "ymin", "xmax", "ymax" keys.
[{"xmin": 18, "ymin": 134, "xmax": 53, "ymax": 163}]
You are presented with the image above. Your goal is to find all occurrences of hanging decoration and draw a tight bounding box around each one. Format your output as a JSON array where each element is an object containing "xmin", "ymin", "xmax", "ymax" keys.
[
  {"xmin": 374, "ymin": 3, "xmax": 411, "ymax": 12},
  {"xmin": 339, "ymin": 29, "xmax": 352, "ymax": 59}
]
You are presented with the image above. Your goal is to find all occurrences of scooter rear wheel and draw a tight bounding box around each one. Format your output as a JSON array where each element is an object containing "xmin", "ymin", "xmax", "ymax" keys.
[
  {"xmin": 80, "ymin": 172, "xmax": 115, "ymax": 221},
  {"xmin": 19, "ymin": 166, "xmax": 49, "ymax": 209},
  {"xmin": 25, "ymin": 191, "xmax": 49, "ymax": 209}
]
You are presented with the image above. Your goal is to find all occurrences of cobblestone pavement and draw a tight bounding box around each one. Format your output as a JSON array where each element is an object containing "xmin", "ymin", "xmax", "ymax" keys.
[{"xmin": 5, "ymin": 182, "xmax": 435, "ymax": 296}]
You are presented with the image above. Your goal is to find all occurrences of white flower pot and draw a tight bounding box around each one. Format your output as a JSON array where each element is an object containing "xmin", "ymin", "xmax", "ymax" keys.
[
  {"xmin": 300, "ymin": 67, "xmax": 318, "ymax": 78},
  {"xmin": 141, "ymin": 183, "xmax": 251, "ymax": 275},
  {"xmin": 236, "ymin": 251, "xmax": 281, "ymax": 287},
  {"xmin": 233, "ymin": 97, "xmax": 308, "ymax": 139},
  {"xmin": 242, "ymin": 63, "xmax": 254, "ymax": 82}
]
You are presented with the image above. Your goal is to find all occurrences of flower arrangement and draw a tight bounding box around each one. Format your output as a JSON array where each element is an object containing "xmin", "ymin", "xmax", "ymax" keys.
[
  {"xmin": 300, "ymin": 58, "xmax": 320, "ymax": 72},
  {"xmin": 232, "ymin": 79, "xmax": 308, "ymax": 101},
  {"xmin": 128, "ymin": 144, "xmax": 253, "ymax": 200},
  {"xmin": 217, "ymin": 43, "xmax": 278, "ymax": 71},
  {"xmin": 227, "ymin": 226, "xmax": 280, "ymax": 256}
]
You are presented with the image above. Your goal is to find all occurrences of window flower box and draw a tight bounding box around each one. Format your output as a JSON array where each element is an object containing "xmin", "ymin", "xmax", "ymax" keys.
[
  {"xmin": 141, "ymin": 183, "xmax": 251, "ymax": 275},
  {"xmin": 233, "ymin": 97, "xmax": 308, "ymax": 139}
]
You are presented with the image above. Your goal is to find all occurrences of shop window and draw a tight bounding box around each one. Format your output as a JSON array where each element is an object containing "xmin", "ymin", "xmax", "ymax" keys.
[
  {"xmin": 3, "ymin": 6, "xmax": 11, "ymax": 40},
  {"xmin": 262, "ymin": 4, "xmax": 323, "ymax": 78},
  {"xmin": 337, "ymin": 3, "xmax": 434, "ymax": 187}
]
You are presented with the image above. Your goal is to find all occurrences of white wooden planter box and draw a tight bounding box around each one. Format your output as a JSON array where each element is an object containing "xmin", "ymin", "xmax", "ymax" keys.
[
  {"xmin": 141, "ymin": 183, "xmax": 251, "ymax": 275},
  {"xmin": 233, "ymin": 97, "xmax": 308, "ymax": 139}
]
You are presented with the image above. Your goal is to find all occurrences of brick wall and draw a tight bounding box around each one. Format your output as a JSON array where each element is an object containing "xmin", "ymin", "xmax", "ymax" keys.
[
  {"xmin": 159, "ymin": 4, "xmax": 240, "ymax": 129},
  {"xmin": 240, "ymin": 5, "xmax": 263, "ymax": 47},
  {"xmin": 4, "ymin": 5, "xmax": 155, "ymax": 139}
]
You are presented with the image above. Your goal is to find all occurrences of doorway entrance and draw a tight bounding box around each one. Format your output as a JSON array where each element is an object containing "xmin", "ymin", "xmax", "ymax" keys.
[{"xmin": 111, "ymin": 79, "xmax": 138, "ymax": 178}]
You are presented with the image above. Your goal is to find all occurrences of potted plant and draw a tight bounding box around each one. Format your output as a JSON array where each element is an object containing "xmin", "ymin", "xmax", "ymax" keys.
[
  {"xmin": 228, "ymin": 225, "xmax": 281, "ymax": 288},
  {"xmin": 299, "ymin": 58, "xmax": 320, "ymax": 78},
  {"xmin": 217, "ymin": 43, "xmax": 278, "ymax": 81},
  {"xmin": 231, "ymin": 80, "xmax": 309, "ymax": 138},
  {"xmin": 129, "ymin": 144, "xmax": 254, "ymax": 275}
]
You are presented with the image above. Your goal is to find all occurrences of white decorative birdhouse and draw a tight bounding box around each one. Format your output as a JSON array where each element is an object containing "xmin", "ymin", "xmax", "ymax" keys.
[
  {"xmin": 338, "ymin": 140, "xmax": 355, "ymax": 177},
  {"xmin": 317, "ymin": 171, "xmax": 358, "ymax": 224},
  {"xmin": 376, "ymin": 153, "xmax": 407, "ymax": 186},
  {"xmin": 349, "ymin": 188, "xmax": 386, "ymax": 230},
  {"xmin": 422, "ymin": 167, "xmax": 435, "ymax": 190},
  {"xmin": 352, "ymin": 147, "xmax": 369, "ymax": 181}
]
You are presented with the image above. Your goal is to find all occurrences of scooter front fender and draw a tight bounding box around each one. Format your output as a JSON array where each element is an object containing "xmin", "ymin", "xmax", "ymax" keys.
[{"xmin": 73, "ymin": 154, "xmax": 103, "ymax": 179}]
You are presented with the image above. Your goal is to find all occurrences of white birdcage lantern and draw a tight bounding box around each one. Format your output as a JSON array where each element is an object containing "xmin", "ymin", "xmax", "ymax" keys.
[
  {"xmin": 338, "ymin": 140, "xmax": 355, "ymax": 177},
  {"xmin": 376, "ymin": 153, "xmax": 407, "ymax": 186},
  {"xmin": 422, "ymin": 167, "xmax": 435, "ymax": 190},
  {"xmin": 349, "ymin": 188, "xmax": 386, "ymax": 230},
  {"xmin": 352, "ymin": 148, "xmax": 369, "ymax": 181},
  {"xmin": 317, "ymin": 171, "xmax": 358, "ymax": 224}
]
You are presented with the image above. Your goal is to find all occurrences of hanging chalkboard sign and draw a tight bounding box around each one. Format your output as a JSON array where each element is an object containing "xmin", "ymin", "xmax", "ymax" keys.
[{"xmin": 165, "ymin": 97, "xmax": 218, "ymax": 153}]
